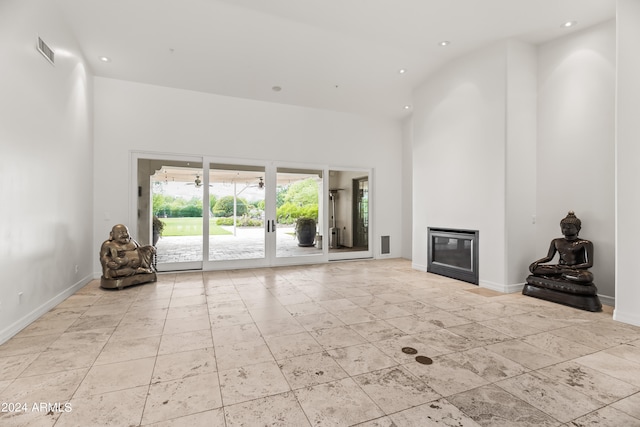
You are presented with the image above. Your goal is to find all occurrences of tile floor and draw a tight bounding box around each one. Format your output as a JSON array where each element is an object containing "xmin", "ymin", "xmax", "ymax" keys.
[{"xmin": 1, "ymin": 259, "xmax": 640, "ymax": 426}]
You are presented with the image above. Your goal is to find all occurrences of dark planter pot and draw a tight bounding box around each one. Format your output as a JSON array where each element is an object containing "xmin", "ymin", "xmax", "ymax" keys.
[
  {"xmin": 153, "ymin": 230, "xmax": 160, "ymax": 246},
  {"xmin": 296, "ymin": 219, "xmax": 316, "ymax": 247}
]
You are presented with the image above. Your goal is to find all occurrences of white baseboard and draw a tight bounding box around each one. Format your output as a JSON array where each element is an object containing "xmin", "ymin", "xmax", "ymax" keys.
[
  {"xmin": 0, "ymin": 274, "xmax": 93, "ymax": 345},
  {"xmin": 598, "ymin": 294, "xmax": 615, "ymax": 307},
  {"xmin": 480, "ymin": 280, "xmax": 524, "ymax": 294},
  {"xmin": 613, "ymin": 307, "xmax": 640, "ymax": 327},
  {"xmin": 411, "ymin": 262, "xmax": 427, "ymax": 272}
]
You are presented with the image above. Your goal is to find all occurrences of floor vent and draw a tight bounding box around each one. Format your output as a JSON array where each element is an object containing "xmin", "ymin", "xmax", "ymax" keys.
[
  {"xmin": 37, "ymin": 36, "xmax": 55, "ymax": 65},
  {"xmin": 381, "ymin": 236, "xmax": 390, "ymax": 254}
]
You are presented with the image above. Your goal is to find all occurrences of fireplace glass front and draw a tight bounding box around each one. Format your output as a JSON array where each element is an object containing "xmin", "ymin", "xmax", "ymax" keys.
[{"xmin": 427, "ymin": 228, "xmax": 479, "ymax": 285}]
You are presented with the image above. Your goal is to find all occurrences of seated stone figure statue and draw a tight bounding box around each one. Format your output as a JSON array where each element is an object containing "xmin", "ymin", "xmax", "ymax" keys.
[
  {"xmin": 100, "ymin": 224, "xmax": 157, "ymax": 289},
  {"xmin": 523, "ymin": 211, "xmax": 601, "ymax": 312},
  {"xmin": 529, "ymin": 211, "xmax": 594, "ymax": 283}
]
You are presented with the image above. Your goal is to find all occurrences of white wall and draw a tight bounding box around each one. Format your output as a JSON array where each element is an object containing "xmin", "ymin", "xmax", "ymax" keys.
[
  {"xmin": 505, "ymin": 41, "xmax": 538, "ymax": 287},
  {"xmin": 537, "ymin": 20, "xmax": 616, "ymax": 303},
  {"xmin": 411, "ymin": 42, "xmax": 509, "ymax": 289},
  {"xmin": 615, "ymin": 0, "xmax": 640, "ymax": 326},
  {"xmin": 93, "ymin": 78, "xmax": 403, "ymax": 272},
  {"xmin": 401, "ymin": 118, "xmax": 413, "ymax": 260},
  {"xmin": 0, "ymin": 0, "xmax": 94, "ymax": 343}
]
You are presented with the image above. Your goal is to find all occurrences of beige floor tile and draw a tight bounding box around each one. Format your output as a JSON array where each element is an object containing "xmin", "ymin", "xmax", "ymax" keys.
[
  {"xmin": 496, "ymin": 371, "xmax": 604, "ymax": 423},
  {"xmin": 479, "ymin": 317, "xmax": 545, "ymax": 338},
  {"xmin": 446, "ymin": 322, "xmax": 513, "ymax": 345},
  {"xmin": 142, "ymin": 372, "xmax": 222, "ymax": 424},
  {"xmin": 65, "ymin": 313, "xmax": 123, "ymax": 333},
  {"xmin": 522, "ymin": 331, "xmax": 598, "ymax": 359},
  {"xmin": 445, "ymin": 346, "xmax": 529, "ymax": 382},
  {"xmin": 611, "ymin": 391, "xmax": 640, "ymax": 419},
  {"xmin": 296, "ymin": 312, "xmax": 345, "ymax": 332},
  {"xmin": 575, "ymin": 351, "xmax": 640, "ymax": 387},
  {"xmin": 2, "ymin": 259, "xmax": 639, "ymax": 427},
  {"xmin": 264, "ymin": 331, "xmax": 323, "ymax": 360},
  {"xmin": 120, "ymin": 307, "xmax": 168, "ymax": 325},
  {"xmin": 158, "ymin": 329, "xmax": 213, "ymax": 355},
  {"xmin": 569, "ymin": 404, "xmax": 640, "ymax": 426},
  {"xmin": 95, "ymin": 335, "xmax": 161, "ymax": 365},
  {"xmin": 328, "ymin": 343, "xmax": 397, "ymax": 376},
  {"xmin": 142, "ymin": 408, "xmax": 226, "ymax": 427},
  {"xmin": 211, "ymin": 322, "xmax": 262, "ymax": 345},
  {"xmin": 331, "ymin": 307, "xmax": 380, "ymax": 325},
  {"xmin": 447, "ymin": 384, "xmax": 557, "ymax": 427},
  {"xmin": 166, "ymin": 303, "xmax": 209, "ymax": 319},
  {"xmin": 110, "ymin": 319, "xmax": 166, "ymax": 341},
  {"xmin": 353, "ymin": 366, "xmax": 440, "ymax": 414},
  {"xmin": 484, "ymin": 339, "xmax": 565, "ymax": 370},
  {"xmin": 294, "ymin": 378, "xmax": 385, "ymax": 426},
  {"xmin": 539, "ymin": 361, "xmax": 639, "ymax": 404},
  {"xmin": 0, "ymin": 353, "xmax": 39, "ymax": 380},
  {"xmin": 403, "ymin": 355, "xmax": 488, "ymax": 397},
  {"xmin": 0, "ymin": 335, "xmax": 59, "ymax": 358},
  {"xmin": 349, "ymin": 320, "xmax": 407, "ymax": 342},
  {"xmin": 278, "ymin": 351, "xmax": 349, "ymax": 389},
  {"xmin": 310, "ymin": 325, "xmax": 368, "ymax": 349},
  {"xmin": 163, "ymin": 314, "xmax": 210, "ymax": 335},
  {"xmin": 0, "ymin": 368, "xmax": 87, "ymax": 425},
  {"xmin": 152, "ymin": 347, "xmax": 217, "ymax": 383},
  {"xmin": 214, "ymin": 337, "xmax": 275, "ymax": 370},
  {"xmin": 219, "ymin": 360, "xmax": 291, "ymax": 405},
  {"xmin": 16, "ymin": 317, "xmax": 76, "ymax": 338},
  {"xmin": 75, "ymin": 357, "xmax": 154, "ymax": 396},
  {"xmin": 255, "ymin": 317, "xmax": 306, "ymax": 338},
  {"xmin": 224, "ymin": 391, "xmax": 311, "ymax": 426},
  {"xmin": 388, "ymin": 399, "xmax": 482, "ymax": 426},
  {"xmin": 602, "ymin": 342, "xmax": 640, "ymax": 364},
  {"xmin": 20, "ymin": 345, "xmax": 103, "ymax": 377},
  {"xmin": 384, "ymin": 314, "xmax": 442, "ymax": 335}
]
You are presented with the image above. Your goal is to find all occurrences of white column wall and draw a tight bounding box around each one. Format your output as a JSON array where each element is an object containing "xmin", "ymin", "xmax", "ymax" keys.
[
  {"xmin": 411, "ymin": 42, "xmax": 508, "ymax": 288},
  {"xmin": 536, "ymin": 20, "xmax": 616, "ymax": 304},
  {"xmin": 505, "ymin": 40, "xmax": 538, "ymax": 288},
  {"xmin": 93, "ymin": 78, "xmax": 403, "ymax": 273},
  {"xmin": 615, "ymin": 0, "xmax": 640, "ymax": 326},
  {"xmin": 0, "ymin": 0, "xmax": 94, "ymax": 343}
]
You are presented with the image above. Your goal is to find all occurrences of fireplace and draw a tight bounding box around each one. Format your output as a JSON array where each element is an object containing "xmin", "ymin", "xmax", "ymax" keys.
[{"xmin": 427, "ymin": 228, "xmax": 479, "ymax": 285}]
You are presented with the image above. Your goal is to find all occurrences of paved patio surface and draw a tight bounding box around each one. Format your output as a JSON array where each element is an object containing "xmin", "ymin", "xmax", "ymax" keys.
[{"xmin": 155, "ymin": 225, "xmax": 321, "ymax": 264}]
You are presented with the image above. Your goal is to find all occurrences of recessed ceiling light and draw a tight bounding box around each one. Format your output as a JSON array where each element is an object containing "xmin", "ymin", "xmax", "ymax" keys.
[
  {"xmin": 398, "ymin": 68, "xmax": 407, "ymax": 74},
  {"xmin": 404, "ymin": 105, "xmax": 412, "ymax": 110},
  {"xmin": 99, "ymin": 56, "xmax": 111, "ymax": 62},
  {"xmin": 438, "ymin": 41, "xmax": 450, "ymax": 47},
  {"xmin": 562, "ymin": 21, "xmax": 577, "ymax": 28},
  {"xmin": 272, "ymin": 86, "xmax": 282, "ymax": 92}
]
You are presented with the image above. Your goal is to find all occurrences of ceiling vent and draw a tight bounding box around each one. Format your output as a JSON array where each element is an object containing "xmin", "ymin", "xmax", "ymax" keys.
[{"xmin": 37, "ymin": 36, "xmax": 55, "ymax": 65}]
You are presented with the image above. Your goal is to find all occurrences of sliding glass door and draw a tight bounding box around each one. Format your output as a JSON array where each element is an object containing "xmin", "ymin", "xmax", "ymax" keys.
[{"xmin": 134, "ymin": 154, "xmax": 368, "ymax": 270}]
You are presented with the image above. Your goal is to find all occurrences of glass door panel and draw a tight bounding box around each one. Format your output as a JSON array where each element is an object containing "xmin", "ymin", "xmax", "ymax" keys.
[
  {"xmin": 208, "ymin": 163, "xmax": 266, "ymax": 263},
  {"xmin": 328, "ymin": 169, "xmax": 373, "ymax": 260},
  {"xmin": 275, "ymin": 168, "xmax": 324, "ymax": 259},
  {"xmin": 142, "ymin": 159, "xmax": 204, "ymax": 271}
]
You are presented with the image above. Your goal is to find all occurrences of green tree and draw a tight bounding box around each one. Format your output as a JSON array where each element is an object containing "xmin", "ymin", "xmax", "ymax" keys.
[
  {"xmin": 284, "ymin": 178, "xmax": 318, "ymax": 206},
  {"xmin": 212, "ymin": 196, "xmax": 248, "ymax": 217}
]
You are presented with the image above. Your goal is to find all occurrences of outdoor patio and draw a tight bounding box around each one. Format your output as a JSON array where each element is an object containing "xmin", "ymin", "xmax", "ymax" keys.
[{"xmin": 155, "ymin": 225, "xmax": 321, "ymax": 264}]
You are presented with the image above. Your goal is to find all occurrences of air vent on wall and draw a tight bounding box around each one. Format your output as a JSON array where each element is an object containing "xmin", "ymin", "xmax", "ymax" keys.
[
  {"xmin": 37, "ymin": 36, "xmax": 55, "ymax": 65},
  {"xmin": 381, "ymin": 236, "xmax": 390, "ymax": 255}
]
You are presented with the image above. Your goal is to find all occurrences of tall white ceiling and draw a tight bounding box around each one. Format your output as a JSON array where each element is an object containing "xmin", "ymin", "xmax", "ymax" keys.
[{"xmin": 53, "ymin": 0, "xmax": 615, "ymax": 119}]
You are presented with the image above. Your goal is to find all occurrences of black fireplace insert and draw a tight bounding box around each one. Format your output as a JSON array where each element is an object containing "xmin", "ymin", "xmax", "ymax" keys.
[{"xmin": 427, "ymin": 227, "xmax": 479, "ymax": 285}]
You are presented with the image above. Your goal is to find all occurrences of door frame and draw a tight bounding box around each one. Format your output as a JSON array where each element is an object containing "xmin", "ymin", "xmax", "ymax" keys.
[{"xmin": 131, "ymin": 152, "xmax": 331, "ymax": 271}]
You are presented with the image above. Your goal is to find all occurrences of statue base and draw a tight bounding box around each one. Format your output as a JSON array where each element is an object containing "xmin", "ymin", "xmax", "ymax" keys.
[
  {"xmin": 522, "ymin": 275, "xmax": 602, "ymax": 312},
  {"xmin": 100, "ymin": 273, "xmax": 157, "ymax": 290}
]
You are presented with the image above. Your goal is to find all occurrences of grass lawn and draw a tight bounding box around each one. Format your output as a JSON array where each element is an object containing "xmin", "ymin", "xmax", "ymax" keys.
[{"xmin": 159, "ymin": 217, "xmax": 233, "ymax": 236}]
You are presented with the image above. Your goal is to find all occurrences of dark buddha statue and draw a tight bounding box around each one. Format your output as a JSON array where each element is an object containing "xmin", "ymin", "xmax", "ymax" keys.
[{"xmin": 522, "ymin": 211, "xmax": 601, "ymax": 312}]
